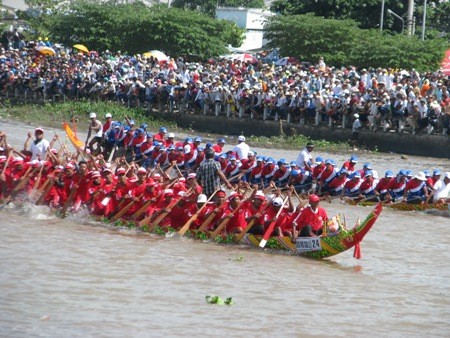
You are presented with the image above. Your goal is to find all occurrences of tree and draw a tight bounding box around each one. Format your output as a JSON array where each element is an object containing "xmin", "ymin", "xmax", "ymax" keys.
[
  {"xmin": 41, "ymin": 1, "xmax": 244, "ymax": 58},
  {"xmin": 264, "ymin": 14, "xmax": 449, "ymax": 72},
  {"xmin": 270, "ymin": 0, "xmax": 449, "ymax": 34},
  {"xmin": 171, "ymin": 0, "xmax": 264, "ymax": 18}
]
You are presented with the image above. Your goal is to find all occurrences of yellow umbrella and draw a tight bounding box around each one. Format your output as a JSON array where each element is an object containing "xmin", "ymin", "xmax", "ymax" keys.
[
  {"xmin": 36, "ymin": 46, "xmax": 56, "ymax": 56},
  {"xmin": 73, "ymin": 44, "xmax": 89, "ymax": 54},
  {"xmin": 142, "ymin": 50, "xmax": 168, "ymax": 61}
]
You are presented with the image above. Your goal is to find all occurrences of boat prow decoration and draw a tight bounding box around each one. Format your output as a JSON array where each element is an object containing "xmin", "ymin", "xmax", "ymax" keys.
[{"xmin": 236, "ymin": 202, "xmax": 382, "ymax": 259}]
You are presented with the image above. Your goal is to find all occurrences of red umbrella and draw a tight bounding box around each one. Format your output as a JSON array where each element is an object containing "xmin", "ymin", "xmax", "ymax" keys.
[
  {"xmin": 441, "ymin": 49, "xmax": 450, "ymax": 76},
  {"xmin": 232, "ymin": 53, "xmax": 257, "ymax": 63}
]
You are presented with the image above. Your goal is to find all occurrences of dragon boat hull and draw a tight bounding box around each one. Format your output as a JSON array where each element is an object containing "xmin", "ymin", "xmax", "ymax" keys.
[
  {"xmin": 358, "ymin": 201, "xmax": 447, "ymax": 212},
  {"xmin": 236, "ymin": 202, "xmax": 382, "ymax": 258}
]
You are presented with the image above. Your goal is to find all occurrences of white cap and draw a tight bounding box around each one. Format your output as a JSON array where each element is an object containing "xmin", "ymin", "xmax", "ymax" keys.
[
  {"xmin": 238, "ymin": 135, "xmax": 245, "ymax": 142},
  {"xmin": 414, "ymin": 171, "xmax": 427, "ymax": 181},
  {"xmin": 168, "ymin": 132, "xmax": 175, "ymax": 138},
  {"xmin": 184, "ymin": 145, "xmax": 191, "ymax": 154},
  {"xmin": 353, "ymin": 113, "xmax": 359, "ymax": 118},
  {"xmin": 105, "ymin": 113, "xmax": 112, "ymax": 118},
  {"xmin": 272, "ymin": 197, "xmax": 284, "ymax": 206},
  {"xmin": 445, "ymin": 172, "xmax": 450, "ymax": 179},
  {"xmin": 197, "ymin": 194, "xmax": 207, "ymax": 203},
  {"xmin": 89, "ymin": 112, "xmax": 97, "ymax": 118}
]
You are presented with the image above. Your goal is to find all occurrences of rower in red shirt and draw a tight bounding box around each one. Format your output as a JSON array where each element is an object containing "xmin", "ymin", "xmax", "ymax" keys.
[
  {"xmin": 326, "ymin": 168, "xmax": 349, "ymax": 196},
  {"xmin": 341, "ymin": 155, "xmax": 358, "ymax": 175},
  {"xmin": 261, "ymin": 193, "xmax": 294, "ymax": 237},
  {"xmin": 293, "ymin": 194, "xmax": 328, "ymax": 238},
  {"xmin": 153, "ymin": 127, "xmax": 167, "ymax": 142},
  {"xmin": 220, "ymin": 192, "xmax": 249, "ymax": 234},
  {"xmin": 311, "ymin": 156, "xmax": 326, "ymax": 180},
  {"xmin": 212, "ymin": 138, "xmax": 226, "ymax": 158},
  {"xmin": 249, "ymin": 156, "xmax": 264, "ymax": 185},
  {"xmin": 403, "ymin": 171, "xmax": 428, "ymax": 204},
  {"xmin": 374, "ymin": 170, "xmax": 394, "ymax": 201}
]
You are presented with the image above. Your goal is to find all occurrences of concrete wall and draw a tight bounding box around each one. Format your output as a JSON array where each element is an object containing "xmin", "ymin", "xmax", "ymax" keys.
[{"xmin": 159, "ymin": 113, "xmax": 450, "ymax": 159}]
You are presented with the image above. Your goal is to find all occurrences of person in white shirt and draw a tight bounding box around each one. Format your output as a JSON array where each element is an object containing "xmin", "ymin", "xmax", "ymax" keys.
[
  {"xmin": 231, "ymin": 135, "xmax": 250, "ymax": 160},
  {"xmin": 428, "ymin": 173, "xmax": 450, "ymax": 204},
  {"xmin": 295, "ymin": 142, "xmax": 314, "ymax": 171},
  {"xmin": 27, "ymin": 127, "xmax": 50, "ymax": 161}
]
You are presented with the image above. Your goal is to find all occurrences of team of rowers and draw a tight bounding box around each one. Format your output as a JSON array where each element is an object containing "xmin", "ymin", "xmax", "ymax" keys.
[{"xmin": 0, "ymin": 121, "xmax": 449, "ymax": 240}]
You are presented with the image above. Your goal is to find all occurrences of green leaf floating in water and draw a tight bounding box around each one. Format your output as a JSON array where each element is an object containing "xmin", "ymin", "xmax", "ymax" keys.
[{"xmin": 206, "ymin": 295, "xmax": 233, "ymax": 305}]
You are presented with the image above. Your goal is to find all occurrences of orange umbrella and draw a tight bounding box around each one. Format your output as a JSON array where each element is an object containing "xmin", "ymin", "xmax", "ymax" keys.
[
  {"xmin": 73, "ymin": 44, "xmax": 89, "ymax": 54},
  {"xmin": 36, "ymin": 46, "xmax": 56, "ymax": 56}
]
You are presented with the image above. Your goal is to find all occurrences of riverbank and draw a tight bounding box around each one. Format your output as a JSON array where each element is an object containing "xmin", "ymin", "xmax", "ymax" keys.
[{"xmin": 1, "ymin": 100, "xmax": 448, "ymax": 158}]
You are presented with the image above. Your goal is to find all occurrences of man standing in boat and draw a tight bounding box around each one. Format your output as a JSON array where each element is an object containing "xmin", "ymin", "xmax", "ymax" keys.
[
  {"xmin": 427, "ymin": 172, "xmax": 450, "ymax": 205},
  {"xmin": 196, "ymin": 149, "xmax": 233, "ymax": 197},
  {"xmin": 295, "ymin": 142, "xmax": 314, "ymax": 172},
  {"xmin": 85, "ymin": 112, "xmax": 103, "ymax": 154}
]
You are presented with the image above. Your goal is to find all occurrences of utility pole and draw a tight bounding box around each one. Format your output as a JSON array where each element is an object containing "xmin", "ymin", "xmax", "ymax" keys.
[
  {"xmin": 380, "ymin": 0, "xmax": 385, "ymax": 31},
  {"xmin": 406, "ymin": 0, "xmax": 414, "ymax": 36}
]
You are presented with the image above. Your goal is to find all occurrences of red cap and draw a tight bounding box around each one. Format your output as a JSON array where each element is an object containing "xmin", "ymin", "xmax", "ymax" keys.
[
  {"xmin": 309, "ymin": 194, "xmax": 320, "ymax": 203},
  {"xmin": 216, "ymin": 190, "xmax": 227, "ymax": 198}
]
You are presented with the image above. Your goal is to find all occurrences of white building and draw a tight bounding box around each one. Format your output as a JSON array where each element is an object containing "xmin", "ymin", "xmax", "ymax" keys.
[{"xmin": 216, "ymin": 7, "xmax": 274, "ymax": 52}]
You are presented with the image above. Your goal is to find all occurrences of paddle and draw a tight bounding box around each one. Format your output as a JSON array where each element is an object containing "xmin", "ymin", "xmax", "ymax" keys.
[
  {"xmin": 234, "ymin": 200, "xmax": 271, "ymax": 243},
  {"xmin": 259, "ymin": 196, "xmax": 289, "ymax": 248},
  {"xmin": 110, "ymin": 192, "xmax": 145, "ymax": 222},
  {"xmin": 209, "ymin": 197, "xmax": 248, "ymax": 240},
  {"xmin": 177, "ymin": 190, "xmax": 218, "ymax": 236},
  {"xmin": 0, "ymin": 166, "xmax": 35, "ymax": 208},
  {"xmin": 60, "ymin": 175, "xmax": 84, "ymax": 218},
  {"xmin": 35, "ymin": 180, "xmax": 54, "ymax": 205}
]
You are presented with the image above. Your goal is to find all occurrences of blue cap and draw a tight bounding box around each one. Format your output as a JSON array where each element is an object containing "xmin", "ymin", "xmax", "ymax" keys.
[
  {"xmin": 218, "ymin": 138, "xmax": 226, "ymax": 144},
  {"xmin": 266, "ymin": 158, "xmax": 274, "ymax": 164},
  {"xmin": 185, "ymin": 137, "xmax": 193, "ymax": 143},
  {"xmin": 140, "ymin": 123, "xmax": 148, "ymax": 130},
  {"xmin": 153, "ymin": 141, "xmax": 160, "ymax": 147},
  {"xmin": 176, "ymin": 146, "xmax": 184, "ymax": 151},
  {"xmin": 168, "ymin": 145, "xmax": 175, "ymax": 150},
  {"xmin": 433, "ymin": 169, "xmax": 441, "ymax": 176},
  {"xmin": 325, "ymin": 159, "xmax": 333, "ymax": 165},
  {"xmin": 290, "ymin": 161, "xmax": 297, "ymax": 167},
  {"xmin": 146, "ymin": 132, "xmax": 153, "ymax": 138},
  {"xmin": 385, "ymin": 170, "xmax": 394, "ymax": 178},
  {"xmin": 350, "ymin": 155, "xmax": 358, "ymax": 163},
  {"xmin": 405, "ymin": 170, "xmax": 413, "ymax": 177},
  {"xmin": 256, "ymin": 156, "xmax": 263, "ymax": 161},
  {"xmin": 363, "ymin": 162, "xmax": 372, "ymax": 169},
  {"xmin": 159, "ymin": 127, "xmax": 167, "ymax": 133},
  {"xmin": 206, "ymin": 142, "xmax": 213, "ymax": 148},
  {"xmin": 352, "ymin": 172, "xmax": 361, "ymax": 178},
  {"xmin": 194, "ymin": 137, "xmax": 202, "ymax": 142},
  {"xmin": 398, "ymin": 170, "xmax": 407, "ymax": 176},
  {"xmin": 220, "ymin": 153, "xmax": 228, "ymax": 159},
  {"xmin": 364, "ymin": 170, "xmax": 373, "ymax": 177},
  {"xmin": 339, "ymin": 168, "xmax": 347, "ymax": 175},
  {"xmin": 230, "ymin": 156, "xmax": 236, "ymax": 161},
  {"xmin": 315, "ymin": 156, "xmax": 323, "ymax": 164},
  {"xmin": 423, "ymin": 170, "xmax": 431, "ymax": 177},
  {"xmin": 197, "ymin": 146, "xmax": 204, "ymax": 152},
  {"xmin": 135, "ymin": 128, "xmax": 144, "ymax": 134},
  {"xmin": 291, "ymin": 170, "xmax": 300, "ymax": 176},
  {"xmin": 124, "ymin": 125, "xmax": 131, "ymax": 132}
]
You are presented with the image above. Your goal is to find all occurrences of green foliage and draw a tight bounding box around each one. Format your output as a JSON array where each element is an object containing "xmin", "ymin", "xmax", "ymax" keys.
[
  {"xmin": 265, "ymin": 14, "xmax": 449, "ymax": 72},
  {"xmin": 35, "ymin": 1, "xmax": 244, "ymax": 58},
  {"xmin": 172, "ymin": 0, "xmax": 264, "ymax": 18},
  {"xmin": 270, "ymin": 0, "xmax": 449, "ymax": 34},
  {"xmin": 0, "ymin": 100, "xmax": 177, "ymax": 131},
  {"xmin": 205, "ymin": 295, "xmax": 233, "ymax": 305}
]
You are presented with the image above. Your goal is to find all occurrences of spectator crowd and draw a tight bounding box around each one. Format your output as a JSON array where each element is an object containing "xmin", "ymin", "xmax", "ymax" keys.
[{"xmin": 1, "ymin": 37, "xmax": 450, "ymax": 136}]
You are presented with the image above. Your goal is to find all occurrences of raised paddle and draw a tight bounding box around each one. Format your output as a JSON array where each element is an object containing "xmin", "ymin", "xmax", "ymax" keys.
[
  {"xmin": 259, "ymin": 196, "xmax": 289, "ymax": 248},
  {"xmin": 177, "ymin": 190, "xmax": 218, "ymax": 236},
  {"xmin": 35, "ymin": 180, "xmax": 54, "ymax": 205}
]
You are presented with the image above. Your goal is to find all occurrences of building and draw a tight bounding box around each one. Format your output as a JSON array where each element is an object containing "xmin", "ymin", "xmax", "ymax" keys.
[{"xmin": 216, "ymin": 7, "xmax": 274, "ymax": 52}]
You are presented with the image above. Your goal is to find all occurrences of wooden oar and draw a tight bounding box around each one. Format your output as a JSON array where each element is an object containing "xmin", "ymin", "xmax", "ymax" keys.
[
  {"xmin": 234, "ymin": 201, "xmax": 271, "ymax": 243},
  {"xmin": 209, "ymin": 198, "xmax": 248, "ymax": 240},
  {"xmin": 177, "ymin": 190, "xmax": 218, "ymax": 236},
  {"xmin": 110, "ymin": 193, "xmax": 145, "ymax": 222},
  {"xmin": 35, "ymin": 180, "xmax": 54, "ymax": 205},
  {"xmin": 0, "ymin": 166, "xmax": 35, "ymax": 208},
  {"xmin": 259, "ymin": 196, "xmax": 289, "ymax": 248},
  {"xmin": 60, "ymin": 175, "xmax": 84, "ymax": 218}
]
